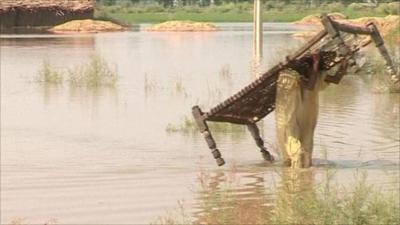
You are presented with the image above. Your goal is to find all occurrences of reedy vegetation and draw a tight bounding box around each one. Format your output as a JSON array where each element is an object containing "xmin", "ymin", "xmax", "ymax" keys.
[
  {"xmin": 36, "ymin": 55, "xmax": 118, "ymax": 87},
  {"xmin": 36, "ymin": 60, "xmax": 63, "ymax": 84},
  {"xmin": 155, "ymin": 169, "xmax": 400, "ymax": 225}
]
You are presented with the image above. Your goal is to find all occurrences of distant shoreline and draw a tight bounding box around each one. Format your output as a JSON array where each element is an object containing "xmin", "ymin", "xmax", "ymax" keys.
[{"xmin": 95, "ymin": 3, "xmax": 399, "ymax": 24}]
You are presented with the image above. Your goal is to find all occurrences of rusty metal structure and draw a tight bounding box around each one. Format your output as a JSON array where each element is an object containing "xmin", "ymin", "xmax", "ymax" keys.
[
  {"xmin": 0, "ymin": 0, "xmax": 95, "ymax": 28},
  {"xmin": 192, "ymin": 14, "xmax": 397, "ymax": 166}
]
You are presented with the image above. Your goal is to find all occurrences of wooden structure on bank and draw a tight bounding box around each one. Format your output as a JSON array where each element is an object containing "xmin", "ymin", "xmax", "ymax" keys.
[
  {"xmin": 192, "ymin": 14, "xmax": 398, "ymax": 166},
  {"xmin": 0, "ymin": 0, "xmax": 95, "ymax": 28}
]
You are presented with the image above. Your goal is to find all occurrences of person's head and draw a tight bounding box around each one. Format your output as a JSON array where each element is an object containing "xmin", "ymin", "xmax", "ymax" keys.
[{"xmin": 288, "ymin": 51, "xmax": 337, "ymax": 75}]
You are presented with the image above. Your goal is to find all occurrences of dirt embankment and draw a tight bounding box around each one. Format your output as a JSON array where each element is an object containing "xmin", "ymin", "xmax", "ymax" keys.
[
  {"xmin": 146, "ymin": 21, "xmax": 217, "ymax": 32},
  {"xmin": 293, "ymin": 14, "xmax": 400, "ymax": 42},
  {"xmin": 294, "ymin": 12, "xmax": 347, "ymax": 25},
  {"xmin": 49, "ymin": 19, "xmax": 126, "ymax": 33}
]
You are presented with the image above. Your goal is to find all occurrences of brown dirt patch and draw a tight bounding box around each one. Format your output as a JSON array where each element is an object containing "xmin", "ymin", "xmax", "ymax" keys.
[
  {"xmin": 146, "ymin": 21, "xmax": 217, "ymax": 32},
  {"xmin": 293, "ymin": 15, "xmax": 399, "ymax": 41},
  {"xmin": 49, "ymin": 19, "xmax": 126, "ymax": 33}
]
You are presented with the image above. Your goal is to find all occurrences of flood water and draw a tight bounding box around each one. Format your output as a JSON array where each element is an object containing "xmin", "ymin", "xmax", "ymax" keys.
[{"xmin": 1, "ymin": 23, "xmax": 399, "ymax": 224}]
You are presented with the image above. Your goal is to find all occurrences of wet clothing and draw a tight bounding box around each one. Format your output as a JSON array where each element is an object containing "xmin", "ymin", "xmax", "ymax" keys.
[{"xmin": 275, "ymin": 68, "xmax": 328, "ymax": 168}]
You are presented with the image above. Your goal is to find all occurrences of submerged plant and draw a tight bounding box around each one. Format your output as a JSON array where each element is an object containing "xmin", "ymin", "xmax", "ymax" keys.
[
  {"xmin": 219, "ymin": 64, "xmax": 232, "ymax": 80},
  {"xmin": 144, "ymin": 73, "xmax": 158, "ymax": 92},
  {"xmin": 36, "ymin": 55, "xmax": 118, "ymax": 88},
  {"xmin": 166, "ymin": 116, "xmax": 196, "ymax": 133},
  {"xmin": 68, "ymin": 55, "xmax": 118, "ymax": 87},
  {"xmin": 174, "ymin": 77, "xmax": 185, "ymax": 94},
  {"xmin": 36, "ymin": 61, "xmax": 63, "ymax": 84},
  {"xmin": 165, "ymin": 116, "xmax": 246, "ymax": 134},
  {"xmin": 155, "ymin": 169, "xmax": 400, "ymax": 225}
]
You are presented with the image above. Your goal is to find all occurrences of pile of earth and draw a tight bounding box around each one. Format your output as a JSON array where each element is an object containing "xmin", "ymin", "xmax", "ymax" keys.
[
  {"xmin": 292, "ymin": 14, "xmax": 400, "ymax": 42},
  {"xmin": 49, "ymin": 19, "xmax": 126, "ymax": 33},
  {"xmin": 146, "ymin": 21, "xmax": 217, "ymax": 32}
]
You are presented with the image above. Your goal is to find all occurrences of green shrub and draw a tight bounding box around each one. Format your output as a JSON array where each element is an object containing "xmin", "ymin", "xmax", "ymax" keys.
[
  {"xmin": 263, "ymin": 0, "xmax": 286, "ymax": 11},
  {"xmin": 348, "ymin": 2, "xmax": 376, "ymax": 11},
  {"xmin": 235, "ymin": 2, "xmax": 252, "ymax": 13},
  {"xmin": 388, "ymin": 2, "xmax": 400, "ymax": 14},
  {"xmin": 376, "ymin": 2, "xmax": 400, "ymax": 15},
  {"xmin": 264, "ymin": 1, "xmax": 275, "ymax": 10},
  {"xmin": 215, "ymin": 3, "xmax": 236, "ymax": 13},
  {"xmin": 323, "ymin": 2, "xmax": 345, "ymax": 12},
  {"xmin": 143, "ymin": 4, "xmax": 165, "ymax": 13},
  {"xmin": 115, "ymin": 0, "xmax": 133, "ymax": 9},
  {"xmin": 182, "ymin": 5, "xmax": 202, "ymax": 13}
]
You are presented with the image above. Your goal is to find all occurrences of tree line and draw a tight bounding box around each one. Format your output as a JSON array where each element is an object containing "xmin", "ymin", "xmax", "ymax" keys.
[{"xmin": 97, "ymin": 0, "xmax": 399, "ymax": 8}]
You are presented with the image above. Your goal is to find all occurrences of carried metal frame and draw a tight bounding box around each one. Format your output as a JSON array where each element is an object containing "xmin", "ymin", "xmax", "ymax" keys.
[{"xmin": 192, "ymin": 14, "xmax": 397, "ymax": 166}]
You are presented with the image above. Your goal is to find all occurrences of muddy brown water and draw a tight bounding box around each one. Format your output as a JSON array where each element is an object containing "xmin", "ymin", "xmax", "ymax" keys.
[{"xmin": 1, "ymin": 23, "xmax": 399, "ymax": 224}]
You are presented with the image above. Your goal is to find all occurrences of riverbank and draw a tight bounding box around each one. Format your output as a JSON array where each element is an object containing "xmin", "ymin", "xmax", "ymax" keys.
[{"xmin": 95, "ymin": 2, "xmax": 399, "ymax": 23}]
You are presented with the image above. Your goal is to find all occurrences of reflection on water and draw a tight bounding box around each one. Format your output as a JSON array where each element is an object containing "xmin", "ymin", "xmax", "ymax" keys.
[
  {"xmin": 192, "ymin": 168, "xmax": 270, "ymax": 224},
  {"xmin": 1, "ymin": 23, "xmax": 399, "ymax": 224},
  {"xmin": 191, "ymin": 166, "xmax": 399, "ymax": 225}
]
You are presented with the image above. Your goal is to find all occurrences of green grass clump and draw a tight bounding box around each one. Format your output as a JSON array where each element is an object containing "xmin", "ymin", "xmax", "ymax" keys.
[
  {"xmin": 36, "ymin": 55, "xmax": 118, "ymax": 88},
  {"xmin": 36, "ymin": 61, "xmax": 63, "ymax": 84},
  {"xmin": 166, "ymin": 116, "xmax": 246, "ymax": 134},
  {"xmin": 155, "ymin": 170, "xmax": 400, "ymax": 225},
  {"xmin": 166, "ymin": 116, "xmax": 196, "ymax": 133},
  {"xmin": 270, "ymin": 172, "xmax": 399, "ymax": 225},
  {"xmin": 68, "ymin": 55, "xmax": 118, "ymax": 87}
]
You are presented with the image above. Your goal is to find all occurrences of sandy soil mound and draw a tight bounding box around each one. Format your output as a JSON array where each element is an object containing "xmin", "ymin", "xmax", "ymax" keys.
[
  {"xmin": 347, "ymin": 15, "xmax": 399, "ymax": 36},
  {"xmin": 293, "ymin": 15, "xmax": 399, "ymax": 40},
  {"xmin": 49, "ymin": 19, "xmax": 126, "ymax": 33},
  {"xmin": 146, "ymin": 21, "xmax": 217, "ymax": 32},
  {"xmin": 294, "ymin": 12, "xmax": 347, "ymax": 25}
]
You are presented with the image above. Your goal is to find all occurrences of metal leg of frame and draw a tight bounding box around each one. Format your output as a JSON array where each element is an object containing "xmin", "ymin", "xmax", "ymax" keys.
[
  {"xmin": 247, "ymin": 123, "xmax": 274, "ymax": 162},
  {"xmin": 369, "ymin": 23, "xmax": 397, "ymax": 77},
  {"xmin": 192, "ymin": 106, "xmax": 225, "ymax": 166}
]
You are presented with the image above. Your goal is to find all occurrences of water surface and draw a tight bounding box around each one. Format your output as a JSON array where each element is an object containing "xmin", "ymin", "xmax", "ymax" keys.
[{"xmin": 1, "ymin": 23, "xmax": 399, "ymax": 224}]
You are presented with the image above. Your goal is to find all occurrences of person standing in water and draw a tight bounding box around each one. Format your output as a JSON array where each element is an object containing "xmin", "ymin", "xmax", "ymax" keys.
[{"xmin": 275, "ymin": 51, "xmax": 348, "ymax": 168}]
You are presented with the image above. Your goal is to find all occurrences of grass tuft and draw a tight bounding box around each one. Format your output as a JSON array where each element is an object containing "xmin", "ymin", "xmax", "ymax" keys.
[
  {"xmin": 166, "ymin": 116, "xmax": 246, "ymax": 134},
  {"xmin": 68, "ymin": 55, "xmax": 118, "ymax": 87},
  {"xmin": 36, "ymin": 55, "xmax": 118, "ymax": 88},
  {"xmin": 155, "ymin": 169, "xmax": 400, "ymax": 225},
  {"xmin": 36, "ymin": 61, "xmax": 63, "ymax": 84}
]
